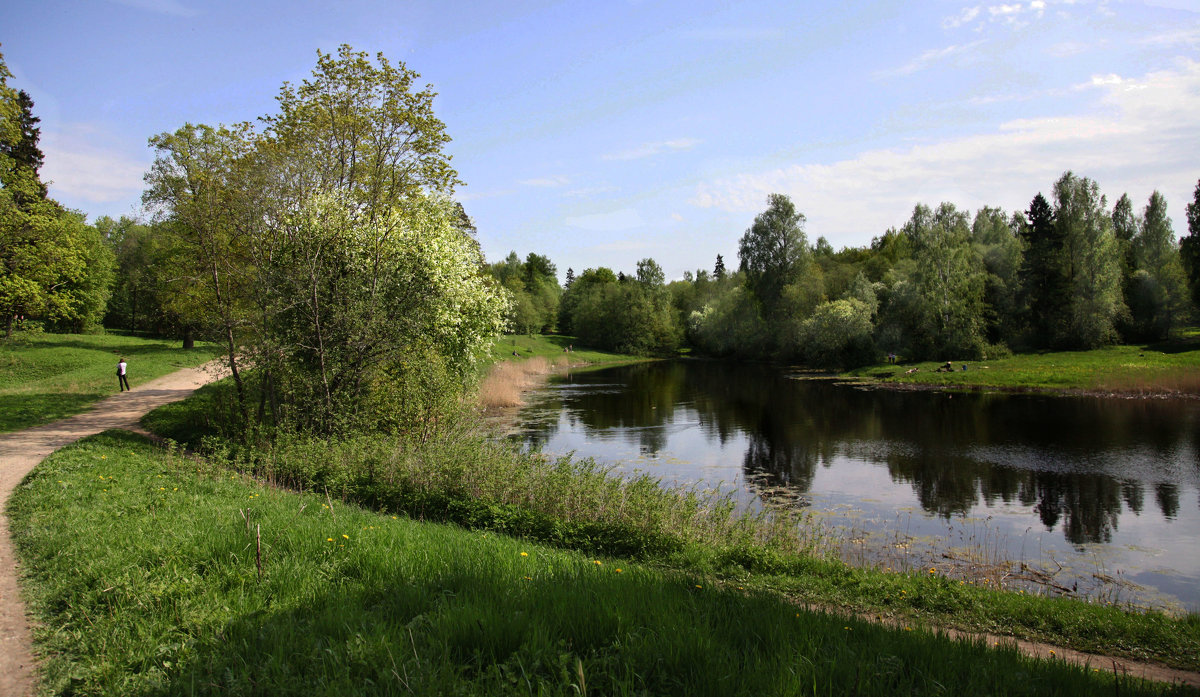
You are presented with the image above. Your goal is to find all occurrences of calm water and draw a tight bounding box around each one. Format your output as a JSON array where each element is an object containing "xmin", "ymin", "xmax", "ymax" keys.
[{"xmin": 512, "ymin": 360, "xmax": 1200, "ymax": 611}]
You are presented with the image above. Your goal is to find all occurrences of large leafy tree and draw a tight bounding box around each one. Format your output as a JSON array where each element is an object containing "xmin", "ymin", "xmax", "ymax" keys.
[
  {"xmin": 1, "ymin": 50, "xmax": 113, "ymax": 337},
  {"xmin": 1053, "ymin": 172, "xmax": 1124, "ymax": 348},
  {"xmin": 145, "ymin": 46, "xmax": 506, "ymax": 435},
  {"xmin": 902, "ymin": 202, "xmax": 985, "ymax": 358},
  {"xmin": 1126, "ymin": 191, "xmax": 1188, "ymax": 339},
  {"xmin": 738, "ymin": 193, "xmax": 811, "ymax": 321},
  {"xmin": 1019, "ymin": 193, "xmax": 1070, "ymax": 347}
]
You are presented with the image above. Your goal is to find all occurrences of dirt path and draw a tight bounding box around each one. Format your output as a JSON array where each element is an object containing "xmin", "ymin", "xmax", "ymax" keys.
[{"xmin": 0, "ymin": 362, "xmax": 221, "ymax": 697}]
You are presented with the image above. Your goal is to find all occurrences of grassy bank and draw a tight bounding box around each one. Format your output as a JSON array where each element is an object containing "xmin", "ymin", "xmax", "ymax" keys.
[
  {"xmin": 843, "ymin": 334, "xmax": 1200, "ymax": 395},
  {"xmin": 488, "ymin": 333, "xmax": 643, "ymax": 365},
  {"xmin": 0, "ymin": 331, "xmax": 217, "ymax": 433},
  {"xmin": 10, "ymin": 431, "xmax": 1195, "ymax": 696},
  {"xmin": 141, "ymin": 382, "xmax": 1200, "ymax": 675}
]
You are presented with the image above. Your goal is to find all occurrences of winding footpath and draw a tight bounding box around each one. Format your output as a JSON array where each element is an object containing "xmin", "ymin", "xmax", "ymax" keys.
[
  {"xmin": 0, "ymin": 361, "xmax": 1197, "ymax": 694},
  {"xmin": 0, "ymin": 363, "xmax": 220, "ymax": 697}
]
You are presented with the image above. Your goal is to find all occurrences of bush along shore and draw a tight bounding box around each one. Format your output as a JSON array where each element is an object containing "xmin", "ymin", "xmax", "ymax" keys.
[{"xmin": 10, "ymin": 430, "xmax": 1200, "ymax": 696}]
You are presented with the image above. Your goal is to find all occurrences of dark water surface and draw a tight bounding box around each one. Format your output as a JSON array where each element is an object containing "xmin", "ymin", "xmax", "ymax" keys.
[{"xmin": 512, "ymin": 360, "xmax": 1200, "ymax": 610}]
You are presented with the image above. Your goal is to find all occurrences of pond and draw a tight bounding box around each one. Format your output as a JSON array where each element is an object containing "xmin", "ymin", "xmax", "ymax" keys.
[{"xmin": 511, "ymin": 360, "xmax": 1200, "ymax": 612}]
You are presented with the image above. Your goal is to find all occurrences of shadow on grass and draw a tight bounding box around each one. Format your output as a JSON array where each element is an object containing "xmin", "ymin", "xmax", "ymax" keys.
[
  {"xmin": 142, "ymin": 561, "xmax": 1140, "ymax": 697},
  {"xmin": 0, "ymin": 392, "xmax": 110, "ymax": 432}
]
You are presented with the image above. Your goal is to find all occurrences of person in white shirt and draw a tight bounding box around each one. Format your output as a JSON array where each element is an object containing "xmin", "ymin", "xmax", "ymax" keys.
[{"xmin": 117, "ymin": 358, "xmax": 130, "ymax": 392}]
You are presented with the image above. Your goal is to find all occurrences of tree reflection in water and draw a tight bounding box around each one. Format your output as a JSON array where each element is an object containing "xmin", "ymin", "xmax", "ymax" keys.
[{"xmin": 515, "ymin": 360, "xmax": 1199, "ymax": 549}]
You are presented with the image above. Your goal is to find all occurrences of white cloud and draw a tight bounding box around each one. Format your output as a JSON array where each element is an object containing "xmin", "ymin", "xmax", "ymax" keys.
[
  {"xmin": 565, "ymin": 185, "xmax": 618, "ymax": 198},
  {"xmin": 602, "ymin": 138, "xmax": 700, "ymax": 161},
  {"xmin": 690, "ymin": 61, "xmax": 1200, "ymax": 246},
  {"xmin": 877, "ymin": 41, "xmax": 986, "ymax": 78},
  {"xmin": 943, "ymin": 6, "xmax": 982, "ymax": 29},
  {"xmin": 40, "ymin": 124, "xmax": 148, "ymax": 206}
]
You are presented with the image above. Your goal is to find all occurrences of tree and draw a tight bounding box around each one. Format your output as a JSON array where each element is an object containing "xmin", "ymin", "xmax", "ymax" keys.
[
  {"xmin": 1126, "ymin": 191, "xmax": 1187, "ymax": 339},
  {"xmin": 1019, "ymin": 193, "xmax": 1070, "ymax": 347},
  {"xmin": 564, "ymin": 267, "xmax": 575, "ymax": 288},
  {"xmin": 902, "ymin": 202, "xmax": 985, "ymax": 358},
  {"xmin": 738, "ymin": 193, "xmax": 810, "ymax": 320},
  {"xmin": 145, "ymin": 46, "xmax": 507, "ymax": 435},
  {"xmin": 1181, "ymin": 179, "xmax": 1200, "ymax": 313},
  {"xmin": 971, "ymin": 206, "xmax": 1022, "ymax": 346},
  {"xmin": 1, "ymin": 50, "xmax": 114, "ymax": 337},
  {"xmin": 636, "ymin": 257, "xmax": 665, "ymax": 288},
  {"xmin": 1053, "ymin": 172, "xmax": 1124, "ymax": 348},
  {"xmin": 714, "ymin": 254, "xmax": 726, "ymax": 281}
]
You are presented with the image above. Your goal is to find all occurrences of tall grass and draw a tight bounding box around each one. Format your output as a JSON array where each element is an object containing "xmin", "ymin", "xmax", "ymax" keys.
[
  {"xmin": 10, "ymin": 432, "xmax": 1192, "ymax": 696},
  {"xmin": 478, "ymin": 355, "xmax": 568, "ymax": 409}
]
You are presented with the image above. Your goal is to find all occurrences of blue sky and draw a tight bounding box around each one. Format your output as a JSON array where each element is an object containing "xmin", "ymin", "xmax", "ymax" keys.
[{"xmin": 3, "ymin": 0, "xmax": 1198, "ymax": 281}]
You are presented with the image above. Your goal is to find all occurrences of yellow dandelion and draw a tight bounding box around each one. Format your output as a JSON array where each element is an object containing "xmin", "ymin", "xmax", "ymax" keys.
[
  {"xmin": 1049, "ymin": 650, "xmax": 1056, "ymax": 656},
  {"xmin": 844, "ymin": 626, "xmax": 851, "ymax": 631},
  {"xmin": 391, "ymin": 516, "xmax": 397, "ymax": 519},
  {"xmin": 342, "ymin": 534, "xmax": 349, "ymax": 539},
  {"xmin": 523, "ymin": 576, "xmax": 532, "ymax": 580},
  {"xmin": 593, "ymin": 560, "xmax": 601, "ymax": 566},
  {"xmin": 327, "ymin": 538, "xmax": 333, "ymax": 542},
  {"xmin": 615, "ymin": 569, "xmax": 623, "ymax": 573},
  {"xmin": 101, "ymin": 455, "xmax": 106, "ymax": 460},
  {"xmin": 695, "ymin": 585, "xmax": 702, "ymax": 589},
  {"xmin": 521, "ymin": 552, "xmax": 529, "ymax": 557},
  {"xmin": 929, "ymin": 568, "xmax": 936, "ymax": 574},
  {"xmin": 905, "ymin": 627, "xmax": 912, "ymax": 632}
]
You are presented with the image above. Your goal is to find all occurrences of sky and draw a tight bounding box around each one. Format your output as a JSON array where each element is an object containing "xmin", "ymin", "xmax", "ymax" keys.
[{"xmin": 2, "ymin": 0, "xmax": 1199, "ymax": 282}]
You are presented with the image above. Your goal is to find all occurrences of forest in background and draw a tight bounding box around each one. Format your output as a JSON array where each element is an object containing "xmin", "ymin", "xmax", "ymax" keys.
[{"xmin": 496, "ymin": 179, "xmax": 1200, "ymax": 368}]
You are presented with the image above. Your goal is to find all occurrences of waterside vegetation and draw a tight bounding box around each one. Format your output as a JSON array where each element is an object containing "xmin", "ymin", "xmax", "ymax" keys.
[{"xmin": 9, "ymin": 431, "xmax": 1199, "ymax": 696}]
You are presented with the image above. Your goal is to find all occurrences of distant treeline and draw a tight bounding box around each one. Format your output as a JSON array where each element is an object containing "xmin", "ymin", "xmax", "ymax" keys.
[{"xmin": 492, "ymin": 175, "xmax": 1200, "ymax": 367}]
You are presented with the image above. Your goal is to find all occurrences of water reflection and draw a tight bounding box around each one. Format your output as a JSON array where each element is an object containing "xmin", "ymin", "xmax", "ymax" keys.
[{"xmin": 517, "ymin": 360, "xmax": 1199, "ymax": 550}]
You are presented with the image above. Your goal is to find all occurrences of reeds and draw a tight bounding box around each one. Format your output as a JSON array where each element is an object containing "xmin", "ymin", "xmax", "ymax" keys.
[{"xmin": 476, "ymin": 355, "xmax": 569, "ymax": 409}]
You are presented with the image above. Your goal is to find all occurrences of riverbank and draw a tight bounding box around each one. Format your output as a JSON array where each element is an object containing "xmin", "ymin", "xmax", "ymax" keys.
[
  {"xmin": 840, "ymin": 336, "xmax": 1200, "ymax": 398},
  {"xmin": 9, "ymin": 431, "xmax": 1198, "ymax": 695},
  {"xmin": 480, "ymin": 334, "xmax": 650, "ymax": 413}
]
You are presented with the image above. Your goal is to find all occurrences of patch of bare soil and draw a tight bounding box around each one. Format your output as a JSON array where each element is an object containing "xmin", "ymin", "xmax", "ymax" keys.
[{"xmin": 0, "ymin": 362, "xmax": 222, "ymax": 697}]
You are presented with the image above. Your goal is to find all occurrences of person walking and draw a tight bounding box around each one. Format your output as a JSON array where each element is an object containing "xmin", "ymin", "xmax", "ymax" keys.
[{"xmin": 117, "ymin": 357, "xmax": 130, "ymax": 391}]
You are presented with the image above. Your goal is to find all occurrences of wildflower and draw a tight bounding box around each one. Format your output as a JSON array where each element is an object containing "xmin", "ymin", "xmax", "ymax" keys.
[
  {"xmin": 844, "ymin": 626, "xmax": 851, "ymax": 631},
  {"xmin": 520, "ymin": 552, "xmax": 529, "ymax": 557},
  {"xmin": 615, "ymin": 569, "xmax": 623, "ymax": 573},
  {"xmin": 101, "ymin": 455, "xmax": 106, "ymax": 460},
  {"xmin": 929, "ymin": 568, "xmax": 936, "ymax": 574},
  {"xmin": 905, "ymin": 627, "xmax": 912, "ymax": 631},
  {"xmin": 695, "ymin": 585, "xmax": 702, "ymax": 589},
  {"xmin": 523, "ymin": 576, "xmax": 532, "ymax": 581},
  {"xmin": 327, "ymin": 538, "xmax": 333, "ymax": 542},
  {"xmin": 593, "ymin": 560, "xmax": 601, "ymax": 566},
  {"xmin": 342, "ymin": 534, "xmax": 349, "ymax": 540},
  {"xmin": 1049, "ymin": 650, "xmax": 1055, "ymax": 656}
]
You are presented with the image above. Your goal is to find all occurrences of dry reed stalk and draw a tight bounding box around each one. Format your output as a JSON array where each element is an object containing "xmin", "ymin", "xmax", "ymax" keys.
[{"xmin": 478, "ymin": 356, "xmax": 559, "ymax": 408}]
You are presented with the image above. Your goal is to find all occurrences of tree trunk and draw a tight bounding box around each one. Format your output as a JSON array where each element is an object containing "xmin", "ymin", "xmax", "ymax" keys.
[{"xmin": 182, "ymin": 327, "xmax": 194, "ymax": 349}]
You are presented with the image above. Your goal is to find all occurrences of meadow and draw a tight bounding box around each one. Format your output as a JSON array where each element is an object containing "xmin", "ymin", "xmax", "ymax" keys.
[
  {"xmin": 9, "ymin": 431, "xmax": 1196, "ymax": 696},
  {"xmin": 0, "ymin": 331, "xmax": 217, "ymax": 433}
]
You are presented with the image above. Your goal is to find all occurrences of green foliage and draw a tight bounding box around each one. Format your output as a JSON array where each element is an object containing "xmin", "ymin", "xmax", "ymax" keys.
[
  {"xmin": 903, "ymin": 202, "xmax": 986, "ymax": 359},
  {"xmin": 0, "ymin": 52, "xmax": 115, "ymax": 337},
  {"xmin": 1182, "ymin": 179, "xmax": 1200, "ymax": 312},
  {"xmin": 561, "ymin": 264, "xmax": 681, "ymax": 356},
  {"xmin": 737, "ymin": 193, "xmax": 811, "ymax": 321},
  {"xmin": 1054, "ymin": 171, "xmax": 1125, "ymax": 348},
  {"xmin": 1125, "ymin": 191, "xmax": 1189, "ymax": 340},
  {"xmin": 142, "ymin": 46, "xmax": 508, "ymax": 436},
  {"xmin": 797, "ymin": 298, "xmax": 876, "ymax": 369}
]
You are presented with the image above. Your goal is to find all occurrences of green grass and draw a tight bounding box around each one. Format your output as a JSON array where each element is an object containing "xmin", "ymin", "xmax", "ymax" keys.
[
  {"xmin": 141, "ymin": 381, "xmax": 1200, "ymax": 674},
  {"xmin": 10, "ymin": 431, "xmax": 1195, "ymax": 696},
  {"xmin": 843, "ymin": 336, "xmax": 1200, "ymax": 394},
  {"xmin": 488, "ymin": 333, "xmax": 644, "ymax": 366},
  {"xmin": 0, "ymin": 331, "xmax": 218, "ymax": 433}
]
